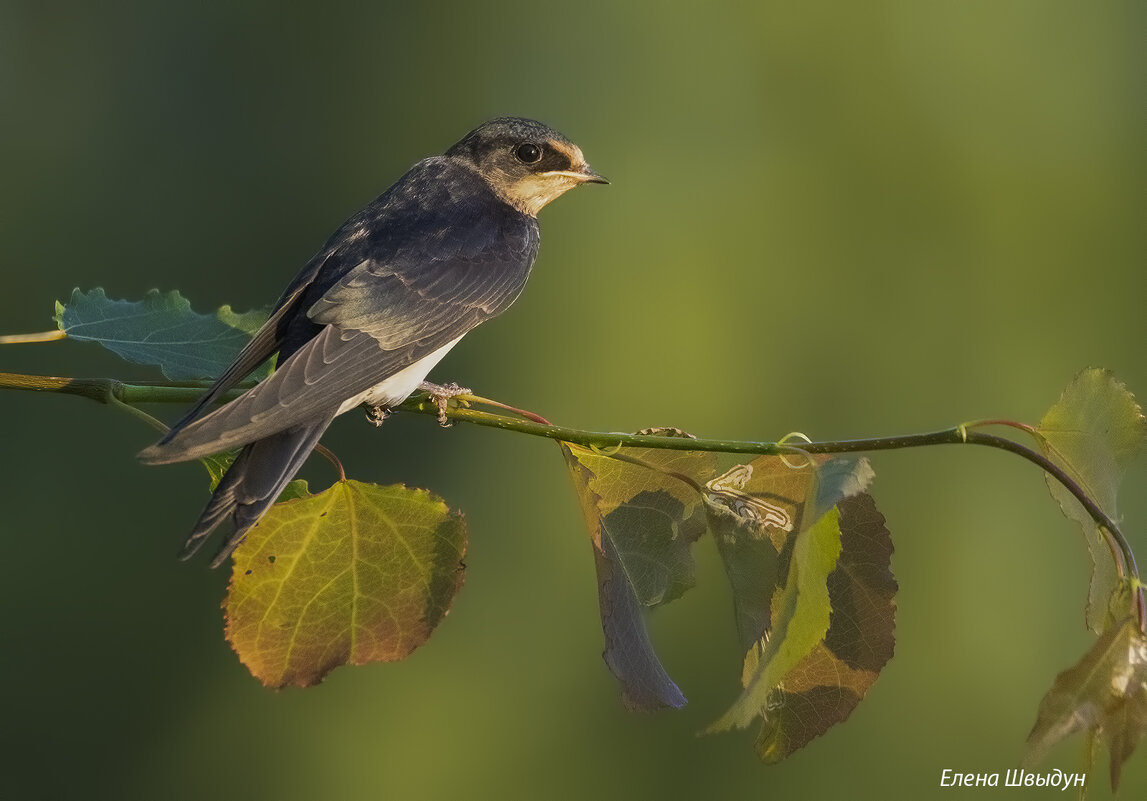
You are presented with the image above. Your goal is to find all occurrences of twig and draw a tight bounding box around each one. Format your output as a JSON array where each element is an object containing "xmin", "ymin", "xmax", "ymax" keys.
[{"xmin": 1, "ymin": 369, "xmax": 1141, "ymax": 630}]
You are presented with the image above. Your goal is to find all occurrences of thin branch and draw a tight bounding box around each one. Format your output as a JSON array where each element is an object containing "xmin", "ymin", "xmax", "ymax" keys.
[
  {"xmin": 0, "ymin": 372, "xmax": 245, "ymax": 406},
  {"xmin": 1, "ymin": 369, "xmax": 1142, "ymax": 630},
  {"xmin": 107, "ymin": 391, "xmax": 170, "ymax": 434}
]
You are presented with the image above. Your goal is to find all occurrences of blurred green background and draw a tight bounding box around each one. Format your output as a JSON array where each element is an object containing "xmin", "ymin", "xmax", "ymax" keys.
[{"xmin": 2, "ymin": 1, "xmax": 1144, "ymax": 799}]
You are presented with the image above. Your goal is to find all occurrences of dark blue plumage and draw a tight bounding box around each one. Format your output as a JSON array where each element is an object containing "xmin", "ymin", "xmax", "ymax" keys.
[{"xmin": 140, "ymin": 117, "xmax": 604, "ymax": 566}]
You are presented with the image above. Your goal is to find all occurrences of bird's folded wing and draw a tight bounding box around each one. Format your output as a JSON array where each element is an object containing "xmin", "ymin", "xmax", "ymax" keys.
[
  {"xmin": 141, "ymin": 322, "xmax": 442, "ymax": 463},
  {"xmin": 156, "ymin": 279, "xmax": 316, "ymax": 444},
  {"xmin": 306, "ymin": 213, "xmax": 538, "ymax": 343},
  {"xmin": 141, "ymin": 164, "xmax": 540, "ymax": 464},
  {"xmin": 139, "ymin": 242, "xmax": 534, "ymax": 464}
]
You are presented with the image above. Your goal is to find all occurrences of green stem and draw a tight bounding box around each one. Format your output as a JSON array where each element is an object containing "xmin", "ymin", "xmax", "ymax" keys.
[
  {"xmin": 0, "ymin": 372, "xmax": 244, "ymax": 405},
  {"xmin": 107, "ymin": 392, "xmax": 170, "ymax": 434},
  {"xmin": 400, "ymin": 395, "xmax": 1146, "ymax": 631},
  {"xmin": 3, "ymin": 370, "xmax": 1143, "ymax": 631}
]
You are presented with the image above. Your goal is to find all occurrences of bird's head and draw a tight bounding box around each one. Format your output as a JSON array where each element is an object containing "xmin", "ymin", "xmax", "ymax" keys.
[{"xmin": 446, "ymin": 117, "xmax": 607, "ymax": 216}]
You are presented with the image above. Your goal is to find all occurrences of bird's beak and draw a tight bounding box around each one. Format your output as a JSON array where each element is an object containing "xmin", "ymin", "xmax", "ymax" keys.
[
  {"xmin": 579, "ymin": 166, "xmax": 609, "ymax": 185},
  {"xmin": 543, "ymin": 165, "xmax": 609, "ymax": 185}
]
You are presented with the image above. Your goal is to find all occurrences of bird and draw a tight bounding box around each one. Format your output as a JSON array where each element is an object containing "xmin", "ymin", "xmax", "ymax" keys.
[{"xmin": 139, "ymin": 117, "xmax": 606, "ymax": 567}]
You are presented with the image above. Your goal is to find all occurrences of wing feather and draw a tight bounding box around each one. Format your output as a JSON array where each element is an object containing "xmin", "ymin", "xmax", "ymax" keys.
[{"xmin": 140, "ymin": 157, "xmax": 540, "ymax": 465}]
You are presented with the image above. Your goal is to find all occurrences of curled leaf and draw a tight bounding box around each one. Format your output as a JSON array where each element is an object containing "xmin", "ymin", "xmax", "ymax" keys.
[
  {"xmin": 753, "ymin": 493, "xmax": 897, "ymax": 761},
  {"xmin": 594, "ymin": 530, "xmax": 688, "ymax": 710},
  {"xmin": 561, "ymin": 441, "xmax": 713, "ymax": 710},
  {"xmin": 708, "ymin": 505, "xmax": 844, "ymax": 732},
  {"xmin": 1025, "ymin": 617, "xmax": 1147, "ymax": 791},
  {"xmin": 704, "ymin": 455, "xmax": 874, "ymax": 652},
  {"xmin": 701, "ymin": 455, "xmax": 895, "ymax": 760}
]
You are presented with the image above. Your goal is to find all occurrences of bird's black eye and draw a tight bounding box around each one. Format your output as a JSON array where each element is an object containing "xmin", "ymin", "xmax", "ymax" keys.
[{"xmin": 514, "ymin": 142, "xmax": 543, "ymax": 164}]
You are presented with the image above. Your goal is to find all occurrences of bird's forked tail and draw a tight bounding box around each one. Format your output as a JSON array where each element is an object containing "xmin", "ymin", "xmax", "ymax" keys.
[{"xmin": 182, "ymin": 414, "xmax": 336, "ymax": 567}]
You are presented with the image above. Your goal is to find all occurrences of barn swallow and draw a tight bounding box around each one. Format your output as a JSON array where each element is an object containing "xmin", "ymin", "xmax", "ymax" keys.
[{"xmin": 139, "ymin": 117, "xmax": 605, "ymax": 566}]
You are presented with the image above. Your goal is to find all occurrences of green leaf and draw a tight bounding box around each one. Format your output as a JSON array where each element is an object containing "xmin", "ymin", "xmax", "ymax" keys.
[
  {"xmin": 561, "ymin": 437, "xmax": 715, "ymax": 710},
  {"xmin": 811, "ymin": 456, "xmax": 877, "ymax": 521},
  {"xmin": 215, "ymin": 304, "xmax": 269, "ymax": 337},
  {"xmin": 563, "ymin": 438, "xmax": 714, "ymax": 608},
  {"xmin": 603, "ymin": 490, "xmax": 699, "ymax": 605},
  {"xmin": 707, "ymin": 510, "xmax": 781, "ymax": 655},
  {"xmin": 753, "ymin": 493, "xmax": 897, "ymax": 761},
  {"xmin": 1025, "ymin": 617, "xmax": 1147, "ymax": 791},
  {"xmin": 708, "ymin": 506, "xmax": 844, "ymax": 732},
  {"xmin": 560, "ymin": 435, "xmax": 894, "ymax": 739},
  {"xmin": 704, "ymin": 455, "xmax": 886, "ymax": 743},
  {"xmin": 54, "ymin": 287, "xmax": 269, "ymax": 381},
  {"xmin": 200, "ymin": 452, "xmax": 233, "ymax": 489},
  {"xmin": 1036, "ymin": 369, "xmax": 1147, "ymax": 631},
  {"xmin": 593, "ymin": 524, "xmax": 687, "ymax": 711},
  {"xmin": 200, "ymin": 449, "xmax": 308, "ymax": 501},
  {"xmin": 704, "ymin": 459, "xmax": 803, "ymax": 653},
  {"xmin": 704, "ymin": 455, "xmax": 874, "ymax": 651},
  {"xmin": 274, "ymin": 479, "xmax": 312, "ymax": 504},
  {"xmin": 224, "ymin": 480, "xmax": 467, "ymax": 688}
]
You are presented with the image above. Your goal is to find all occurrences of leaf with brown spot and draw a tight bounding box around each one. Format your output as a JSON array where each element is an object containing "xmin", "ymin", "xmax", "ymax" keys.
[
  {"xmin": 703, "ymin": 455, "xmax": 874, "ymax": 652},
  {"xmin": 700, "ymin": 454, "xmax": 895, "ymax": 759},
  {"xmin": 752, "ymin": 493, "xmax": 897, "ymax": 761},
  {"xmin": 224, "ymin": 480, "xmax": 466, "ymax": 688}
]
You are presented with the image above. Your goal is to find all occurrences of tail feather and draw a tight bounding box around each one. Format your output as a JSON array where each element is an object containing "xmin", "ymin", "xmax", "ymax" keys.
[{"xmin": 178, "ymin": 414, "xmax": 336, "ymax": 568}]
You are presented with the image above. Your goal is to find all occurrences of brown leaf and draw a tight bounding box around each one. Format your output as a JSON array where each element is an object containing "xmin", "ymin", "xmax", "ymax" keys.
[{"xmin": 1025, "ymin": 617, "xmax": 1147, "ymax": 790}]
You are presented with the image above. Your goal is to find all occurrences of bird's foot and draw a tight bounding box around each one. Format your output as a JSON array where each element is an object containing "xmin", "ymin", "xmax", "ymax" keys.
[
  {"xmin": 419, "ymin": 381, "xmax": 471, "ymax": 427},
  {"xmin": 366, "ymin": 405, "xmax": 389, "ymax": 427}
]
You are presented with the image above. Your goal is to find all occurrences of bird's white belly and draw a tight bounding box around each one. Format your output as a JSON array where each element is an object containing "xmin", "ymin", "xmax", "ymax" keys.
[{"xmin": 336, "ymin": 336, "xmax": 464, "ymax": 416}]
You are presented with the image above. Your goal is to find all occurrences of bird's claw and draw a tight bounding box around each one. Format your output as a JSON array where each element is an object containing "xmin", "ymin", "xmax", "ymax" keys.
[
  {"xmin": 419, "ymin": 381, "xmax": 471, "ymax": 427},
  {"xmin": 366, "ymin": 405, "xmax": 389, "ymax": 427}
]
